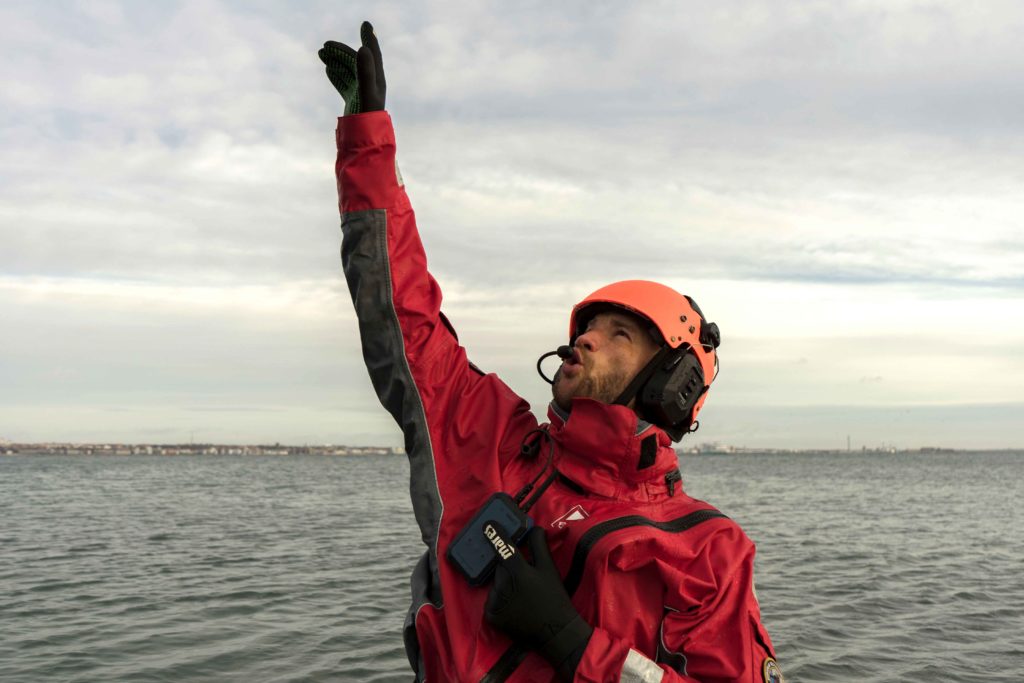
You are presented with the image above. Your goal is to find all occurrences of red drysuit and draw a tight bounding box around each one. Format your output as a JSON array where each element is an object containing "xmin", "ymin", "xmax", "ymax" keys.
[{"xmin": 335, "ymin": 111, "xmax": 780, "ymax": 683}]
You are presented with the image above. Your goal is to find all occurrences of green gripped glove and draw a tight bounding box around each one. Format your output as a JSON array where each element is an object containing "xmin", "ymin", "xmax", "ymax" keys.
[
  {"xmin": 319, "ymin": 40, "xmax": 360, "ymax": 115},
  {"xmin": 318, "ymin": 21, "xmax": 386, "ymax": 115}
]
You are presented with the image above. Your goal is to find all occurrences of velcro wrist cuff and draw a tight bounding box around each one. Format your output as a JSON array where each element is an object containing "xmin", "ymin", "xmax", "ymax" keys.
[{"xmin": 540, "ymin": 614, "xmax": 593, "ymax": 679}]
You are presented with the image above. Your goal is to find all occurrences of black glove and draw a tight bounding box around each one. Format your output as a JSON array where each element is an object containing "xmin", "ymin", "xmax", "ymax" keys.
[
  {"xmin": 485, "ymin": 524, "xmax": 593, "ymax": 681},
  {"xmin": 318, "ymin": 21, "xmax": 386, "ymax": 115}
]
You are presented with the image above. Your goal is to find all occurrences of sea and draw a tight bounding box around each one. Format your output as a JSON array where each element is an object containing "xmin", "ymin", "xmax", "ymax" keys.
[{"xmin": 1, "ymin": 450, "xmax": 1022, "ymax": 682}]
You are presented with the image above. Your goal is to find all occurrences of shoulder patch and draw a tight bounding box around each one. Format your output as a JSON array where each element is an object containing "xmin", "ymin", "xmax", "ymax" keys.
[{"xmin": 763, "ymin": 657, "xmax": 785, "ymax": 683}]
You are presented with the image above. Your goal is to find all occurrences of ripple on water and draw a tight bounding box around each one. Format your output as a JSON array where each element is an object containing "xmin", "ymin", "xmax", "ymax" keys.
[{"xmin": 2, "ymin": 451, "xmax": 1023, "ymax": 682}]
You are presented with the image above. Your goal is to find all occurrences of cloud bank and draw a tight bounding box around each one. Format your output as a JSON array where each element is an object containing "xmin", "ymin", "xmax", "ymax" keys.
[{"xmin": 1, "ymin": 0, "xmax": 1021, "ymax": 447}]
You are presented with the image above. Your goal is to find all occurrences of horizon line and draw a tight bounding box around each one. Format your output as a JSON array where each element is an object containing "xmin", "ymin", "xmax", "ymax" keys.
[{"xmin": 3, "ymin": 441, "xmax": 1022, "ymax": 454}]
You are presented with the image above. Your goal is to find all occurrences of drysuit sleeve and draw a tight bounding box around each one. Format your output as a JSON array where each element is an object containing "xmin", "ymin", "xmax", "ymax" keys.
[
  {"xmin": 334, "ymin": 111, "xmax": 535, "ymax": 555},
  {"xmin": 571, "ymin": 526, "xmax": 779, "ymax": 683}
]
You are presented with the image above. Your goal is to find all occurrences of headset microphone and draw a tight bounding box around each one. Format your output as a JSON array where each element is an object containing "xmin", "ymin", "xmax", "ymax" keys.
[{"xmin": 537, "ymin": 345, "xmax": 574, "ymax": 385}]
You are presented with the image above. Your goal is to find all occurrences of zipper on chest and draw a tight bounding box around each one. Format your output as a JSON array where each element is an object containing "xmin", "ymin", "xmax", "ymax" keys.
[{"xmin": 563, "ymin": 508, "xmax": 728, "ymax": 593}]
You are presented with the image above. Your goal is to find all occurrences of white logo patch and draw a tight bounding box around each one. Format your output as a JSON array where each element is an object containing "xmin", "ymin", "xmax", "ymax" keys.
[{"xmin": 551, "ymin": 504, "xmax": 590, "ymax": 529}]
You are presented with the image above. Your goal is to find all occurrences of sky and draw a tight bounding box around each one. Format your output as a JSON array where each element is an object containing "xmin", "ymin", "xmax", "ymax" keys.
[{"xmin": 1, "ymin": 0, "xmax": 1022, "ymax": 449}]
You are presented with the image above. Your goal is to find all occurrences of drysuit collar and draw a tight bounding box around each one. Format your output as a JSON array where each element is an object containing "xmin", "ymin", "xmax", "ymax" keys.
[{"xmin": 546, "ymin": 399, "xmax": 681, "ymax": 501}]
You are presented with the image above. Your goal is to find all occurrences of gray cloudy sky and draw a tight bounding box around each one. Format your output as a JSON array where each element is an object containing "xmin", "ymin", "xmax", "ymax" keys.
[{"xmin": 2, "ymin": 0, "xmax": 1022, "ymax": 449}]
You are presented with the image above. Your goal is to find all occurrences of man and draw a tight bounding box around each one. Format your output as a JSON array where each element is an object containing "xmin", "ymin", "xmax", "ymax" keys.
[{"xmin": 320, "ymin": 23, "xmax": 783, "ymax": 683}]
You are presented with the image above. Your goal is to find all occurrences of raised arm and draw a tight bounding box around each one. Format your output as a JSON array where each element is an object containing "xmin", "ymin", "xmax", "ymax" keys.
[{"xmin": 320, "ymin": 23, "xmax": 535, "ymax": 563}]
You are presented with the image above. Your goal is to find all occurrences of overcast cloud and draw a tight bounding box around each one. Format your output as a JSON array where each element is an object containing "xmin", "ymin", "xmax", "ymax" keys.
[{"xmin": 2, "ymin": 0, "xmax": 1022, "ymax": 448}]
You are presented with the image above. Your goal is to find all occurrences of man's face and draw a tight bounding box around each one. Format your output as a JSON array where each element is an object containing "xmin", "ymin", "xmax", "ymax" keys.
[{"xmin": 552, "ymin": 310, "xmax": 663, "ymax": 411}]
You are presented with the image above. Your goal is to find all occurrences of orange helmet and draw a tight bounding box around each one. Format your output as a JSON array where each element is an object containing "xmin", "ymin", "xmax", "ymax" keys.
[{"xmin": 570, "ymin": 280, "xmax": 720, "ymax": 439}]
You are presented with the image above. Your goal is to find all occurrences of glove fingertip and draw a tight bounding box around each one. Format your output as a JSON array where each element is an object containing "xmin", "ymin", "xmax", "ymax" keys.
[
  {"xmin": 318, "ymin": 49, "xmax": 337, "ymax": 67},
  {"xmin": 322, "ymin": 41, "xmax": 356, "ymax": 59},
  {"xmin": 360, "ymin": 20, "xmax": 384, "ymax": 66}
]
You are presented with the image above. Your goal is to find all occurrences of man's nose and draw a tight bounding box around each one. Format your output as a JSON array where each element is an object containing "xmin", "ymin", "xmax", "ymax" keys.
[{"xmin": 575, "ymin": 329, "xmax": 600, "ymax": 352}]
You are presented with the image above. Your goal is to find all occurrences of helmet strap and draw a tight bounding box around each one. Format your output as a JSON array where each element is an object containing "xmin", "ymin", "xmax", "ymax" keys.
[{"xmin": 613, "ymin": 346, "xmax": 673, "ymax": 408}]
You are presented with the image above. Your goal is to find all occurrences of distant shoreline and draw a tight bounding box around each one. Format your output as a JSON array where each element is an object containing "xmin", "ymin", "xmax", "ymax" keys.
[
  {"xmin": 0, "ymin": 444, "xmax": 404, "ymax": 457},
  {"xmin": 2, "ymin": 443, "xmax": 1020, "ymax": 457}
]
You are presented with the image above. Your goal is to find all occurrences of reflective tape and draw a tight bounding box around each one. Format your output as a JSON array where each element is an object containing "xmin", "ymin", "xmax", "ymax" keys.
[{"xmin": 620, "ymin": 649, "xmax": 665, "ymax": 683}]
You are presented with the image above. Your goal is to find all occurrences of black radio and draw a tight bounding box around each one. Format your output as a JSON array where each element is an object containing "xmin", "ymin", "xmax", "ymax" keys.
[{"xmin": 446, "ymin": 492, "xmax": 533, "ymax": 586}]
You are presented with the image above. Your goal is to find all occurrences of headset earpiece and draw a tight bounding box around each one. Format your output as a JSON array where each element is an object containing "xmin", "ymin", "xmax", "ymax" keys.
[
  {"xmin": 637, "ymin": 349, "xmax": 706, "ymax": 441},
  {"xmin": 700, "ymin": 321, "xmax": 721, "ymax": 349}
]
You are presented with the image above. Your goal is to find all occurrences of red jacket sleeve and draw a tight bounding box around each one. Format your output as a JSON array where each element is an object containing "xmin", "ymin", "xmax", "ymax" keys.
[
  {"xmin": 335, "ymin": 111, "xmax": 535, "ymax": 565},
  {"xmin": 572, "ymin": 526, "xmax": 779, "ymax": 683}
]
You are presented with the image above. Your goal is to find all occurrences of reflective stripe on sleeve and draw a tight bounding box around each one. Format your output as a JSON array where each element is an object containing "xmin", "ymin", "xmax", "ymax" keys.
[{"xmin": 620, "ymin": 649, "xmax": 665, "ymax": 683}]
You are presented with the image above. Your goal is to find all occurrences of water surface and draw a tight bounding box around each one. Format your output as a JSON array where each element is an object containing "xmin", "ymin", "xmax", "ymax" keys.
[{"xmin": 2, "ymin": 451, "xmax": 1021, "ymax": 681}]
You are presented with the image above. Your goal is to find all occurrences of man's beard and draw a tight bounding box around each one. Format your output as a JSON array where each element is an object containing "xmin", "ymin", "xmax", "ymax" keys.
[{"xmin": 553, "ymin": 364, "xmax": 632, "ymax": 410}]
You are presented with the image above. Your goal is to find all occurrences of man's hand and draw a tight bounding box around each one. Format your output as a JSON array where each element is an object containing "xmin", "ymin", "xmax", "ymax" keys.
[
  {"xmin": 485, "ymin": 525, "xmax": 593, "ymax": 681},
  {"xmin": 319, "ymin": 21, "xmax": 386, "ymax": 115}
]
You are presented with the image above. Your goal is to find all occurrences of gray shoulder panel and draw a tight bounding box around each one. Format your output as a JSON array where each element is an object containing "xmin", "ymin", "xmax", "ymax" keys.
[{"xmin": 340, "ymin": 209, "xmax": 444, "ymax": 621}]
